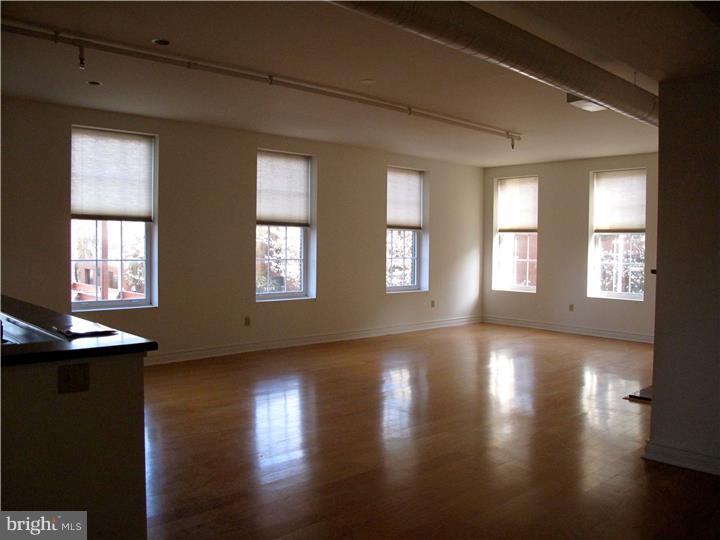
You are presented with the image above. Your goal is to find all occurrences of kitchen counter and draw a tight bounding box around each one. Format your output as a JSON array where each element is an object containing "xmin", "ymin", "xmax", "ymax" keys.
[
  {"xmin": 1, "ymin": 295, "xmax": 157, "ymax": 365},
  {"xmin": 2, "ymin": 295, "xmax": 156, "ymax": 539}
]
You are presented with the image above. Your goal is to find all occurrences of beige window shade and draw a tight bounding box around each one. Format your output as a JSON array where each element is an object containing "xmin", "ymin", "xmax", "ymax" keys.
[
  {"xmin": 71, "ymin": 127, "xmax": 154, "ymax": 221},
  {"xmin": 593, "ymin": 169, "xmax": 646, "ymax": 232},
  {"xmin": 496, "ymin": 176, "xmax": 538, "ymax": 231},
  {"xmin": 387, "ymin": 167, "xmax": 423, "ymax": 229},
  {"xmin": 257, "ymin": 150, "xmax": 310, "ymax": 226}
]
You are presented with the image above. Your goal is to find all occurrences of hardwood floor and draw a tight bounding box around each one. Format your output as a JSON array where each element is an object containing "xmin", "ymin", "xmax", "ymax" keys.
[{"xmin": 143, "ymin": 324, "xmax": 720, "ymax": 538}]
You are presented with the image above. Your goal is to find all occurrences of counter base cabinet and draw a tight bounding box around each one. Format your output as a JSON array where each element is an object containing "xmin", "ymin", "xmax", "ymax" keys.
[{"xmin": 2, "ymin": 353, "xmax": 147, "ymax": 540}]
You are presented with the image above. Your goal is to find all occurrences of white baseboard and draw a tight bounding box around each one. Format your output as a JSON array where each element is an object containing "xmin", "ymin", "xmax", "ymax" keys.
[
  {"xmin": 481, "ymin": 314, "xmax": 654, "ymax": 343},
  {"xmin": 645, "ymin": 440, "xmax": 720, "ymax": 476},
  {"xmin": 145, "ymin": 315, "xmax": 482, "ymax": 366}
]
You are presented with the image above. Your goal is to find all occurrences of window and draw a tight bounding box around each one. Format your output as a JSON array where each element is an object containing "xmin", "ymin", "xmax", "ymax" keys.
[
  {"xmin": 256, "ymin": 150, "xmax": 311, "ymax": 299},
  {"xmin": 588, "ymin": 169, "xmax": 646, "ymax": 300},
  {"xmin": 70, "ymin": 127, "xmax": 155, "ymax": 309},
  {"xmin": 386, "ymin": 167, "xmax": 424, "ymax": 290},
  {"xmin": 493, "ymin": 176, "xmax": 538, "ymax": 292}
]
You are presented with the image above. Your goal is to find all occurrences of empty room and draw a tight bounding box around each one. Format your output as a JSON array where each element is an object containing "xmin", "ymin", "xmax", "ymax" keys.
[{"xmin": 1, "ymin": 1, "xmax": 719, "ymax": 538}]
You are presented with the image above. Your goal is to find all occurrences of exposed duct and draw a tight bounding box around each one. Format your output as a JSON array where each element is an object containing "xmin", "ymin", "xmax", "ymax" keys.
[{"xmin": 332, "ymin": 1, "xmax": 659, "ymax": 127}]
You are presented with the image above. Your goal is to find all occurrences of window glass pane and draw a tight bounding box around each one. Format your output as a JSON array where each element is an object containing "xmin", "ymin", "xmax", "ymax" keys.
[
  {"xmin": 390, "ymin": 230, "xmax": 404, "ymax": 259},
  {"xmin": 122, "ymin": 221, "xmax": 146, "ymax": 259},
  {"xmin": 493, "ymin": 232, "xmax": 537, "ymax": 292},
  {"xmin": 286, "ymin": 227, "xmax": 303, "ymax": 260},
  {"xmin": 387, "ymin": 260, "xmax": 404, "ymax": 288},
  {"xmin": 600, "ymin": 263, "xmax": 615, "ymax": 292},
  {"xmin": 590, "ymin": 233, "xmax": 645, "ymax": 299},
  {"xmin": 266, "ymin": 260, "xmax": 286, "ymax": 293},
  {"xmin": 514, "ymin": 261, "xmax": 528, "ymax": 287},
  {"xmin": 71, "ymin": 220, "xmax": 96, "ymax": 260},
  {"xmin": 96, "ymin": 220, "xmax": 121, "ymax": 260},
  {"xmin": 72, "ymin": 261, "xmax": 97, "ymax": 302},
  {"xmin": 527, "ymin": 261, "xmax": 537, "ymax": 287},
  {"xmin": 256, "ymin": 260, "xmax": 269, "ymax": 293},
  {"xmin": 256, "ymin": 226, "xmax": 270, "ymax": 259},
  {"xmin": 268, "ymin": 226, "xmax": 287, "ymax": 260},
  {"xmin": 122, "ymin": 261, "xmax": 146, "ymax": 298},
  {"xmin": 515, "ymin": 234, "xmax": 528, "ymax": 257},
  {"xmin": 97, "ymin": 260, "xmax": 121, "ymax": 300},
  {"xmin": 404, "ymin": 259, "xmax": 416, "ymax": 287},
  {"xmin": 403, "ymin": 230, "xmax": 416, "ymax": 257},
  {"xmin": 285, "ymin": 260, "xmax": 303, "ymax": 293},
  {"xmin": 529, "ymin": 234, "xmax": 537, "ymax": 260}
]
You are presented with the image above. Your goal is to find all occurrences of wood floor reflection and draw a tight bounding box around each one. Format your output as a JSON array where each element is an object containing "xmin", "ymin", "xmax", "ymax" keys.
[{"xmin": 144, "ymin": 324, "xmax": 720, "ymax": 538}]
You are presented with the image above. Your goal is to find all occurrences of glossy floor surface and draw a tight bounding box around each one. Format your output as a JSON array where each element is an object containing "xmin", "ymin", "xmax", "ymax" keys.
[{"xmin": 144, "ymin": 324, "xmax": 720, "ymax": 538}]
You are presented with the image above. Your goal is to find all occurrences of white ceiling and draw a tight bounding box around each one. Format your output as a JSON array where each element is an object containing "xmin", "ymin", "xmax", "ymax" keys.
[{"xmin": 0, "ymin": 1, "xmax": 688, "ymax": 167}]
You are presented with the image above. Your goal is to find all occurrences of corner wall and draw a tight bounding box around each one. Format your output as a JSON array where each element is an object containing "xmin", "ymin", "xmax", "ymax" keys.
[
  {"xmin": 482, "ymin": 153, "xmax": 658, "ymax": 342},
  {"xmin": 645, "ymin": 73, "xmax": 720, "ymax": 475},
  {"xmin": 1, "ymin": 98, "xmax": 483, "ymax": 363}
]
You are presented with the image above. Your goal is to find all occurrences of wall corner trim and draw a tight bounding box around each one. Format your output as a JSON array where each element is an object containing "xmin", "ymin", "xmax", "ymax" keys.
[
  {"xmin": 644, "ymin": 440, "xmax": 720, "ymax": 476},
  {"xmin": 481, "ymin": 315, "xmax": 654, "ymax": 343},
  {"xmin": 145, "ymin": 315, "xmax": 482, "ymax": 366}
]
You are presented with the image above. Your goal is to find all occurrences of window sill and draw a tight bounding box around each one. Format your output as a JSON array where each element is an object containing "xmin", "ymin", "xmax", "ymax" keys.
[
  {"xmin": 256, "ymin": 295, "xmax": 316, "ymax": 303},
  {"xmin": 491, "ymin": 287, "xmax": 536, "ymax": 294},
  {"xmin": 72, "ymin": 303, "xmax": 157, "ymax": 313},
  {"xmin": 386, "ymin": 288, "xmax": 428, "ymax": 295},
  {"xmin": 587, "ymin": 293, "xmax": 644, "ymax": 302}
]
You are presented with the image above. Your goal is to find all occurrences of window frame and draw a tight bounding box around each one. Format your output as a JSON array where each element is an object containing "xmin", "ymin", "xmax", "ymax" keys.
[
  {"xmin": 255, "ymin": 224, "xmax": 309, "ymax": 301},
  {"xmin": 255, "ymin": 149, "xmax": 315, "ymax": 302},
  {"xmin": 587, "ymin": 167, "xmax": 647, "ymax": 302},
  {"xmin": 492, "ymin": 175, "xmax": 539, "ymax": 293},
  {"xmin": 386, "ymin": 227, "xmax": 421, "ymax": 292},
  {"xmin": 70, "ymin": 126, "xmax": 158, "ymax": 312},
  {"xmin": 386, "ymin": 167, "xmax": 426, "ymax": 293},
  {"xmin": 71, "ymin": 219, "xmax": 153, "ymax": 311}
]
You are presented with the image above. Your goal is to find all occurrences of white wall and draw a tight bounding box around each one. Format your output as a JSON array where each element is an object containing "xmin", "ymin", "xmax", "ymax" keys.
[
  {"xmin": 482, "ymin": 153, "xmax": 658, "ymax": 342},
  {"xmin": 1, "ymin": 98, "xmax": 483, "ymax": 363}
]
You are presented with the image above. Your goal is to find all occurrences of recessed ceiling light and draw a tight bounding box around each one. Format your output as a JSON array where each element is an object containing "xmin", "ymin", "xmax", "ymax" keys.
[
  {"xmin": 360, "ymin": 78, "xmax": 377, "ymax": 85},
  {"xmin": 87, "ymin": 80, "xmax": 103, "ymax": 86},
  {"xmin": 152, "ymin": 38, "xmax": 170, "ymax": 46}
]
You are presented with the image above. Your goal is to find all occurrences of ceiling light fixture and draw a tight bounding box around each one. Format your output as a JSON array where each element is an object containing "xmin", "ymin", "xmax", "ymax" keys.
[
  {"xmin": 152, "ymin": 38, "xmax": 170, "ymax": 46},
  {"xmin": 566, "ymin": 93, "xmax": 607, "ymax": 112}
]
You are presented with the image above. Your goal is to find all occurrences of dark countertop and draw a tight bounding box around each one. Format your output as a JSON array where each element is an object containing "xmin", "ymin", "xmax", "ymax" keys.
[{"xmin": 1, "ymin": 295, "xmax": 158, "ymax": 366}]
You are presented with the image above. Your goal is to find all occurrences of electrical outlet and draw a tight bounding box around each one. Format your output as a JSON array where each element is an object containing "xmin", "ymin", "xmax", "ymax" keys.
[
  {"xmin": 244, "ymin": 316, "xmax": 251, "ymax": 327},
  {"xmin": 569, "ymin": 304, "xmax": 574, "ymax": 312},
  {"xmin": 431, "ymin": 300, "xmax": 436, "ymax": 308}
]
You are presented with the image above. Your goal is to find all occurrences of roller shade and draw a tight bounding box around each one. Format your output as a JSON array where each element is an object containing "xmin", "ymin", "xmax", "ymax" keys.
[
  {"xmin": 71, "ymin": 127, "xmax": 154, "ymax": 221},
  {"xmin": 593, "ymin": 169, "xmax": 646, "ymax": 232},
  {"xmin": 496, "ymin": 177, "xmax": 538, "ymax": 232},
  {"xmin": 387, "ymin": 167, "xmax": 423, "ymax": 229},
  {"xmin": 257, "ymin": 150, "xmax": 310, "ymax": 226}
]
